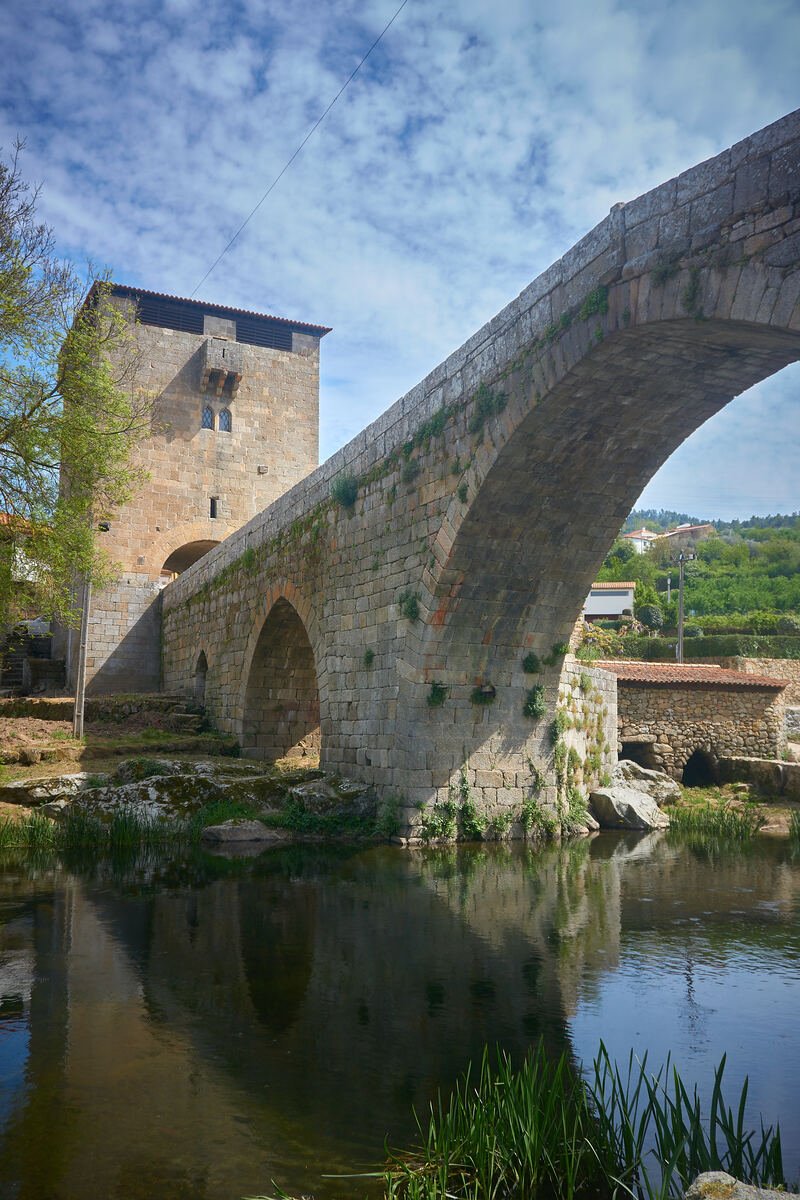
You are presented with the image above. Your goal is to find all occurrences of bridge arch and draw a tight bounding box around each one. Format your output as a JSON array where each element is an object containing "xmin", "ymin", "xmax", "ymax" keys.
[{"xmin": 240, "ymin": 584, "xmax": 323, "ymax": 761}]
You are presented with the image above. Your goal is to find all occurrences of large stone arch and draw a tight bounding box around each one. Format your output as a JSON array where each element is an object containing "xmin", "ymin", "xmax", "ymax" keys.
[{"xmin": 240, "ymin": 583, "xmax": 323, "ymax": 761}]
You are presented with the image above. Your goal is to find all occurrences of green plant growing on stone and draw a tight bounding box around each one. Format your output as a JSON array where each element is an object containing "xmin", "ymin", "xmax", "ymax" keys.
[
  {"xmin": 363, "ymin": 648, "xmax": 375, "ymax": 668},
  {"xmin": 331, "ymin": 473, "xmax": 359, "ymax": 511},
  {"xmin": 450, "ymin": 455, "xmax": 462, "ymax": 476},
  {"xmin": 375, "ymin": 795, "xmax": 401, "ymax": 840},
  {"xmin": 579, "ymin": 672, "xmax": 592, "ymax": 693},
  {"xmin": 578, "ymin": 284, "xmax": 608, "ymax": 320},
  {"xmin": 398, "ymin": 591, "xmax": 420, "ymax": 622},
  {"xmin": 682, "ymin": 266, "xmax": 704, "ymax": 320},
  {"xmin": 551, "ymin": 710, "xmax": 569, "ymax": 744},
  {"xmin": 456, "ymin": 772, "xmax": 487, "ymax": 841},
  {"xmin": 471, "ymin": 685, "xmax": 496, "ymax": 706},
  {"xmin": 521, "ymin": 796, "xmax": 557, "ymax": 839},
  {"xmin": 419, "ymin": 798, "xmax": 458, "ymax": 842},
  {"xmin": 543, "ymin": 640, "xmax": 570, "ymax": 666},
  {"xmin": 562, "ymin": 785, "xmax": 589, "ymax": 835},
  {"xmin": 488, "ymin": 809, "xmax": 515, "ymax": 838},
  {"xmin": 401, "ymin": 459, "xmax": 420, "ymax": 485},
  {"xmin": 522, "ymin": 652, "xmax": 540, "ymax": 674},
  {"xmin": 652, "ymin": 251, "xmax": 681, "ymax": 285},
  {"xmin": 523, "ymin": 685, "xmax": 547, "ymax": 720},
  {"xmin": 427, "ymin": 680, "xmax": 448, "ymax": 708},
  {"xmin": 457, "ymin": 481, "xmax": 468, "ymax": 504},
  {"xmin": 467, "ymin": 382, "xmax": 507, "ymax": 436}
]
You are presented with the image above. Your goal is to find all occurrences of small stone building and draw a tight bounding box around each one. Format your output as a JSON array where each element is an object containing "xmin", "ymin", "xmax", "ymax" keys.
[
  {"xmin": 57, "ymin": 286, "xmax": 330, "ymax": 694},
  {"xmin": 596, "ymin": 660, "xmax": 787, "ymax": 783}
]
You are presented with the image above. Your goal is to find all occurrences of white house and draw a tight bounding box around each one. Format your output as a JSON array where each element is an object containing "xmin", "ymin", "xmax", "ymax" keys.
[
  {"xmin": 583, "ymin": 581, "xmax": 636, "ymax": 620},
  {"xmin": 621, "ymin": 527, "xmax": 660, "ymax": 554}
]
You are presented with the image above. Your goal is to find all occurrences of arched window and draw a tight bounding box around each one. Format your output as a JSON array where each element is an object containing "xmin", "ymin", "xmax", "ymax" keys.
[
  {"xmin": 219, "ymin": 407, "xmax": 232, "ymax": 433},
  {"xmin": 201, "ymin": 406, "xmax": 214, "ymax": 430}
]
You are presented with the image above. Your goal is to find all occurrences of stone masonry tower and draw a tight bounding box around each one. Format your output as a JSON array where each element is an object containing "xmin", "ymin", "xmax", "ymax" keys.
[{"xmin": 70, "ymin": 285, "xmax": 330, "ymax": 694}]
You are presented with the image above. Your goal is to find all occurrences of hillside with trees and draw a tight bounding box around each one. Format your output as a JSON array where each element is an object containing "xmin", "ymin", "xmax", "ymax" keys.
[{"xmin": 598, "ymin": 513, "xmax": 800, "ymax": 631}]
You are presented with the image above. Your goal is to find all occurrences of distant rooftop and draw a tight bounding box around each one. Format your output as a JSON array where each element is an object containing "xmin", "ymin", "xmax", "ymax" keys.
[{"xmin": 103, "ymin": 284, "xmax": 331, "ymax": 353}]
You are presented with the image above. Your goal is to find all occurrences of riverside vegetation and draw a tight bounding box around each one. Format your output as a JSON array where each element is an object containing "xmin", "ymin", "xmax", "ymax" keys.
[{"xmin": 259, "ymin": 1042, "xmax": 789, "ymax": 1200}]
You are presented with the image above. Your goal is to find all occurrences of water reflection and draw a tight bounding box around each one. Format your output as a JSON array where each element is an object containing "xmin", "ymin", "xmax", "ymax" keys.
[{"xmin": 0, "ymin": 834, "xmax": 798, "ymax": 1199}]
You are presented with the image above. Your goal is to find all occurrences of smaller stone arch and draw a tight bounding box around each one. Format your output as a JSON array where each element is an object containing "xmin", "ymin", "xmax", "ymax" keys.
[
  {"xmin": 194, "ymin": 650, "xmax": 208, "ymax": 705},
  {"xmin": 682, "ymin": 748, "xmax": 719, "ymax": 787},
  {"xmin": 242, "ymin": 592, "xmax": 321, "ymax": 760}
]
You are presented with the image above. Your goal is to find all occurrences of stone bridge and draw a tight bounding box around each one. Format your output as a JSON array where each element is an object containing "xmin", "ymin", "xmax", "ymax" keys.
[{"xmin": 162, "ymin": 109, "xmax": 800, "ymax": 831}]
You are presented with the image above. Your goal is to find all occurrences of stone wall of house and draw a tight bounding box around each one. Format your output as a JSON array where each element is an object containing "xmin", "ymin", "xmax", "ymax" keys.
[{"xmin": 616, "ymin": 683, "xmax": 786, "ymax": 778}]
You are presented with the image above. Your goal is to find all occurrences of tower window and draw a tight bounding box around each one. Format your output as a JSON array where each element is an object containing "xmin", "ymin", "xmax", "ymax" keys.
[
  {"xmin": 219, "ymin": 407, "xmax": 232, "ymax": 433},
  {"xmin": 201, "ymin": 406, "xmax": 214, "ymax": 430},
  {"xmin": 210, "ymin": 497, "xmax": 218, "ymax": 519}
]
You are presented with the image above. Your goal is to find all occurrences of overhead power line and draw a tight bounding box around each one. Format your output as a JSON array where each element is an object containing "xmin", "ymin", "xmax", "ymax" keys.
[{"xmin": 190, "ymin": 0, "xmax": 410, "ymax": 298}]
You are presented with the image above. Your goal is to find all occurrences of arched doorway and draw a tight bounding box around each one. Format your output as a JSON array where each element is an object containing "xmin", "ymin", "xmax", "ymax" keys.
[
  {"xmin": 242, "ymin": 598, "xmax": 320, "ymax": 760},
  {"xmin": 682, "ymin": 749, "xmax": 718, "ymax": 787},
  {"xmin": 194, "ymin": 651, "xmax": 208, "ymax": 705},
  {"xmin": 159, "ymin": 540, "xmax": 220, "ymax": 587}
]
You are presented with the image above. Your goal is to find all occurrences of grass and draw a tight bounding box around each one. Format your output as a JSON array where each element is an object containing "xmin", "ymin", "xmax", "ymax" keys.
[
  {"xmin": 378, "ymin": 1042, "xmax": 786, "ymax": 1200},
  {"xmin": 667, "ymin": 802, "xmax": 764, "ymax": 842},
  {"xmin": 0, "ymin": 806, "xmax": 176, "ymax": 855},
  {"xmin": 789, "ymin": 809, "xmax": 800, "ymax": 844}
]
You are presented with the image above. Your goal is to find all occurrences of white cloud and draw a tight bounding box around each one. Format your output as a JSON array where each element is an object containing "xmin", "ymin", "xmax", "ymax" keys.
[{"xmin": 1, "ymin": 0, "xmax": 798, "ymax": 516}]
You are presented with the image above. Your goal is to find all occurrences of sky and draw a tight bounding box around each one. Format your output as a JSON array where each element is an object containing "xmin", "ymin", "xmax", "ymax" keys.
[{"xmin": 2, "ymin": 0, "xmax": 798, "ymax": 522}]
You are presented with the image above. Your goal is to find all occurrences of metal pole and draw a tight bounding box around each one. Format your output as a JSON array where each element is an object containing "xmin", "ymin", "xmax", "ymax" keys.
[
  {"xmin": 72, "ymin": 576, "xmax": 91, "ymax": 738},
  {"xmin": 677, "ymin": 556, "xmax": 685, "ymax": 663}
]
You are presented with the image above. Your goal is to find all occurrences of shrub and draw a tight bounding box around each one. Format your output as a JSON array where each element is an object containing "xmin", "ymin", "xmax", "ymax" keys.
[
  {"xmin": 471, "ymin": 685, "xmax": 496, "ymax": 706},
  {"xmin": 522, "ymin": 652, "xmax": 541, "ymax": 674},
  {"xmin": 523, "ymin": 686, "xmax": 546, "ymax": 719},
  {"xmin": 398, "ymin": 591, "xmax": 420, "ymax": 622},
  {"xmin": 331, "ymin": 473, "xmax": 359, "ymax": 510},
  {"xmin": 363, "ymin": 648, "xmax": 375, "ymax": 668},
  {"xmin": 427, "ymin": 681, "xmax": 448, "ymax": 708}
]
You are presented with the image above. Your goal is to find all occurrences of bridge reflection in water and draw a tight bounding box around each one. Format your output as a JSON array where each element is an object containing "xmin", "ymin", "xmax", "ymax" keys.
[{"xmin": 0, "ymin": 836, "xmax": 798, "ymax": 1199}]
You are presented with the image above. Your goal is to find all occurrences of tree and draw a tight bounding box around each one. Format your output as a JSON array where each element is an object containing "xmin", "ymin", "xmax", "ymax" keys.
[
  {"xmin": 637, "ymin": 603, "xmax": 664, "ymax": 634},
  {"xmin": 0, "ymin": 143, "xmax": 150, "ymax": 626}
]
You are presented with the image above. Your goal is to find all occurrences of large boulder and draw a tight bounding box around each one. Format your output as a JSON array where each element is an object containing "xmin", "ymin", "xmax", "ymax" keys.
[
  {"xmin": 612, "ymin": 759, "xmax": 681, "ymax": 806},
  {"xmin": 589, "ymin": 784, "xmax": 670, "ymax": 830}
]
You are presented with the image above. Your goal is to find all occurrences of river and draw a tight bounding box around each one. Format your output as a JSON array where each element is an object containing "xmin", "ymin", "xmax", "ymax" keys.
[{"xmin": 0, "ymin": 832, "xmax": 798, "ymax": 1199}]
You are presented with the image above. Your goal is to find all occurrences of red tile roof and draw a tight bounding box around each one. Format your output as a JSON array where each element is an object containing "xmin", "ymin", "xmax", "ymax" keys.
[{"xmin": 595, "ymin": 660, "xmax": 786, "ymax": 690}]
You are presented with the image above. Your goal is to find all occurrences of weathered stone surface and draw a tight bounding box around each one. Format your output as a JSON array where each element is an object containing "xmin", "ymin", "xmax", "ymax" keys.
[
  {"xmin": 589, "ymin": 785, "xmax": 670, "ymax": 830},
  {"xmin": 685, "ymin": 1173, "xmax": 787, "ymax": 1200},
  {"xmin": 200, "ymin": 819, "xmax": 285, "ymax": 843},
  {"xmin": 611, "ymin": 760, "xmax": 681, "ymax": 806}
]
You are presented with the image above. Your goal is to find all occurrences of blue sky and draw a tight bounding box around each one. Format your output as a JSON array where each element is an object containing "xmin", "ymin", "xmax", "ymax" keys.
[{"xmin": 3, "ymin": 0, "xmax": 798, "ymax": 521}]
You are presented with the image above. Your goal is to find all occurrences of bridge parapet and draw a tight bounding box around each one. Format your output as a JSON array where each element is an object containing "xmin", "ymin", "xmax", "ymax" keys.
[{"xmin": 163, "ymin": 109, "xmax": 800, "ymax": 830}]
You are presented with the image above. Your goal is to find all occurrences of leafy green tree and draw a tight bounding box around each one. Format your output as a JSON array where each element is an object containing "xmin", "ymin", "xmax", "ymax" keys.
[
  {"xmin": 0, "ymin": 143, "xmax": 150, "ymax": 626},
  {"xmin": 637, "ymin": 603, "xmax": 664, "ymax": 633}
]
